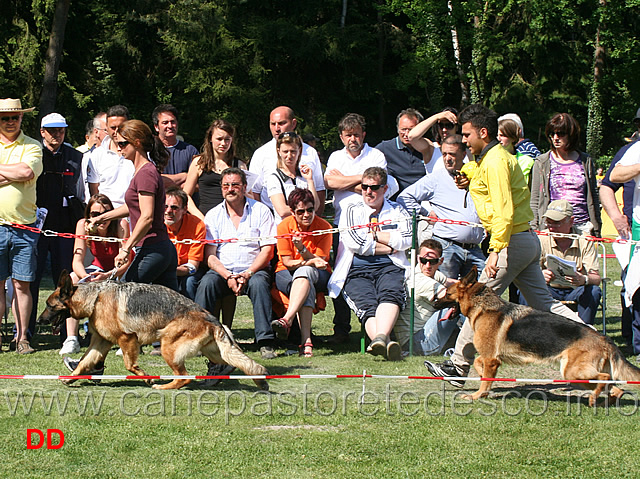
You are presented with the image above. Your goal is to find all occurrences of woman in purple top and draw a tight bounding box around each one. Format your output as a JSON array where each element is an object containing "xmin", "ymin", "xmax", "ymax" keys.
[
  {"xmin": 88, "ymin": 120, "xmax": 178, "ymax": 290},
  {"xmin": 530, "ymin": 113, "xmax": 601, "ymax": 236}
]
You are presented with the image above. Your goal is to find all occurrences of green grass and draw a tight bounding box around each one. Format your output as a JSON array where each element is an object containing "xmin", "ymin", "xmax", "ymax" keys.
[{"xmin": 1, "ymin": 247, "xmax": 639, "ymax": 478}]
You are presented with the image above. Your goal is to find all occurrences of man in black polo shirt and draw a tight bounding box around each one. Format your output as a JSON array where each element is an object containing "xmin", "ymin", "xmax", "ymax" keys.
[{"xmin": 375, "ymin": 108, "xmax": 425, "ymax": 199}]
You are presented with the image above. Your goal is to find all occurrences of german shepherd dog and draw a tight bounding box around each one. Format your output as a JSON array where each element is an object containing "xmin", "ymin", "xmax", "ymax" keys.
[
  {"xmin": 440, "ymin": 266, "xmax": 640, "ymax": 406},
  {"xmin": 38, "ymin": 271, "xmax": 269, "ymax": 391}
]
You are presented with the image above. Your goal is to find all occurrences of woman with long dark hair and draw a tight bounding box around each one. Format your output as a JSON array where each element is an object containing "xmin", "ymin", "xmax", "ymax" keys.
[
  {"xmin": 87, "ymin": 119, "xmax": 178, "ymax": 290},
  {"xmin": 183, "ymin": 119, "xmax": 247, "ymax": 219}
]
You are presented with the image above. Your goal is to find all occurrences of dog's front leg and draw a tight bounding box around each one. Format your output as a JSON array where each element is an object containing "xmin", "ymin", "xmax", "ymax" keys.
[
  {"xmin": 62, "ymin": 336, "xmax": 112, "ymax": 385},
  {"xmin": 463, "ymin": 356, "xmax": 501, "ymax": 401},
  {"xmin": 119, "ymin": 335, "xmax": 152, "ymax": 385}
]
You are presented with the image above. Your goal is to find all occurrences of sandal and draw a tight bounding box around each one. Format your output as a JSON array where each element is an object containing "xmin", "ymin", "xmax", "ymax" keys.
[
  {"xmin": 299, "ymin": 341, "xmax": 313, "ymax": 358},
  {"xmin": 271, "ymin": 318, "xmax": 291, "ymax": 340}
]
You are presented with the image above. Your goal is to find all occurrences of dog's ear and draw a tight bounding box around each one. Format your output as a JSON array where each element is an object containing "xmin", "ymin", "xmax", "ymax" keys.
[
  {"xmin": 460, "ymin": 266, "xmax": 478, "ymax": 286},
  {"xmin": 58, "ymin": 270, "xmax": 76, "ymax": 300}
]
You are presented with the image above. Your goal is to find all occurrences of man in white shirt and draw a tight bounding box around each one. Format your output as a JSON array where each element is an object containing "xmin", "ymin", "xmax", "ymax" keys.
[
  {"xmin": 87, "ymin": 105, "xmax": 134, "ymax": 208},
  {"xmin": 194, "ymin": 168, "xmax": 278, "ymax": 359},
  {"xmin": 249, "ymin": 106, "xmax": 325, "ymax": 214},
  {"xmin": 323, "ymin": 113, "xmax": 389, "ymax": 344}
]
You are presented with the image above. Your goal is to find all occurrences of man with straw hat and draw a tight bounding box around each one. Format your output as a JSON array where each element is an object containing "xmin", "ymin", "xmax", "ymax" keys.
[{"xmin": 0, "ymin": 98, "xmax": 43, "ymax": 354}]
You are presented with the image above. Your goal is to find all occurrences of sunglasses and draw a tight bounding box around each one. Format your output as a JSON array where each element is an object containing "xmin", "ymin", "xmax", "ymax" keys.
[
  {"xmin": 361, "ymin": 183, "xmax": 384, "ymax": 191},
  {"xmin": 221, "ymin": 182, "xmax": 242, "ymax": 189},
  {"xmin": 438, "ymin": 122, "xmax": 455, "ymax": 129},
  {"xmin": 89, "ymin": 210, "xmax": 106, "ymax": 218},
  {"xmin": 115, "ymin": 140, "xmax": 129, "ymax": 148},
  {"xmin": 549, "ymin": 131, "xmax": 567, "ymax": 138},
  {"xmin": 278, "ymin": 131, "xmax": 299, "ymax": 140},
  {"xmin": 0, "ymin": 115, "xmax": 20, "ymax": 122},
  {"xmin": 419, "ymin": 256, "xmax": 441, "ymax": 265},
  {"xmin": 295, "ymin": 207, "xmax": 314, "ymax": 215}
]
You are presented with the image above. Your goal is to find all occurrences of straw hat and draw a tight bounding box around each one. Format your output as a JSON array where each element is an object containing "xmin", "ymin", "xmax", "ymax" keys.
[{"xmin": 0, "ymin": 98, "xmax": 35, "ymax": 113}]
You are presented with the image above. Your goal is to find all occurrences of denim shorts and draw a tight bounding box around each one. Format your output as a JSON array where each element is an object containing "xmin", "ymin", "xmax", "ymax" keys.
[{"xmin": 0, "ymin": 223, "xmax": 39, "ymax": 282}]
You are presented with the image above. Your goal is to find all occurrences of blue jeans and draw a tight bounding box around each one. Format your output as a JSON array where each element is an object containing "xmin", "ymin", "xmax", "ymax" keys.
[
  {"xmin": 177, "ymin": 266, "xmax": 207, "ymax": 300},
  {"xmin": 519, "ymin": 285, "xmax": 602, "ymax": 325},
  {"xmin": 433, "ymin": 236, "xmax": 485, "ymax": 280},
  {"xmin": 195, "ymin": 269, "xmax": 274, "ymax": 343},
  {"xmin": 125, "ymin": 239, "xmax": 178, "ymax": 291},
  {"xmin": 413, "ymin": 310, "xmax": 465, "ymax": 356}
]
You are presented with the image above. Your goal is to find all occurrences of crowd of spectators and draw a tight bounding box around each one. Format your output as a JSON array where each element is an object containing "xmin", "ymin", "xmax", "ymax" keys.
[{"xmin": 2, "ymin": 95, "xmax": 639, "ymax": 370}]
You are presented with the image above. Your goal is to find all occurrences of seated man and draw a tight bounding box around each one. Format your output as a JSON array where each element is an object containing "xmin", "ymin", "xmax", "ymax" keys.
[
  {"xmin": 328, "ymin": 167, "xmax": 412, "ymax": 361},
  {"xmin": 164, "ymin": 186, "xmax": 206, "ymax": 300},
  {"xmin": 521, "ymin": 199, "xmax": 602, "ymax": 325},
  {"xmin": 394, "ymin": 239, "xmax": 462, "ymax": 355},
  {"xmin": 194, "ymin": 168, "xmax": 278, "ymax": 359}
]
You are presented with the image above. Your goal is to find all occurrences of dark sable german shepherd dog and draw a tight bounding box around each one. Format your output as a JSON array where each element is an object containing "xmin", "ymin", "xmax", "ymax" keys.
[
  {"xmin": 38, "ymin": 271, "xmax": 269, "ymax": 391},
  {"xmin": 441, "ymin": 266, "xmax": 640, "ymax": 405}
]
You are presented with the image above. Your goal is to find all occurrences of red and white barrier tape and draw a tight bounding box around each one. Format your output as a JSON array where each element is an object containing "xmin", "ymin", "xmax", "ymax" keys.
[{"xmin": 1, "ymin": 373, "xmax": 639, "ymax": 386}]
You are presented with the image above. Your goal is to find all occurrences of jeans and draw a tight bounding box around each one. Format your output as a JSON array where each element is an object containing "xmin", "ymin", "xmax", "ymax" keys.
[
  {"xmin": 433, "ymin": 236, "xmax": 485, "ymax": 280},
  {"xmin": 520, "ymin": 285, "xmax": 602, "ymax": 325},
  {"xmin": 177, "ymin": 266, "xmax": 207, "ymax": 300},
  {"xmin": 413, "ymin": 310, "xmax": 465, "ymax": 356},
  {"xmin": 125, "ymin": 239, "xmax": 178, "ymax": 291},
  {"xmin": 195, "ymin": 269, "xmax": 274, "ymax": 343}
]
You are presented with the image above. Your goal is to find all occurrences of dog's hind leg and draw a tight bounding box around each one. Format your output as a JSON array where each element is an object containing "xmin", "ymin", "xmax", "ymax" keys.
[
  {"xmin": 204, "ymin": 334, "xmax": 270, "ymax": 391},
  {"xmin": 563, "ymin": 358, "xmax": 611, "ymax": 407},
  {"xmin": 465, "ymin": 356, "xmax": 501, "ymax": 401},
  {"xmin": 118, "ymin": 334, "xmax": 152, "ymax": 386},
  {"xmin": 152, "ymin": 338, "xmax": 193, "ymax": 390}
]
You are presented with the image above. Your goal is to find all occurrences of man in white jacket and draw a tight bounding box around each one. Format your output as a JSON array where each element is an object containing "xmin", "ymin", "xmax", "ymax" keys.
[{"xmin": 328, "ymin": 167, "xmax": 412, "ymax": 360}]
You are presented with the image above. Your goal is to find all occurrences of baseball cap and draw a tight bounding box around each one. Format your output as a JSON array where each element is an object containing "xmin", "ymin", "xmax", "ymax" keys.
[
  {"xmin": 497, "ymin": 113, "xmax": 524, "ymax": 136},
  {"xmin": 542, "ymin": 199, "xmax": 573, "ymax": 221},
  {"xmin": 41, "ymin": 113, "xmax": 68, "ymax": 128}
]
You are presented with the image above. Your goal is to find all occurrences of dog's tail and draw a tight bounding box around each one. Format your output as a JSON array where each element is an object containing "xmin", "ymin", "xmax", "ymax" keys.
[{"xmin": 610, "ymin": 347, "xmax": 640, "ymax": 384}]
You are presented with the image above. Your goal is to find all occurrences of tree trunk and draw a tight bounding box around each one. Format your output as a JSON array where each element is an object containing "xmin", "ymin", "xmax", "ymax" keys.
[
  {"xmin": 448, "ymin": 1, "xmax": 470, "ymax": 106},
  {"xmin": 586, "ymin": 1, "xmax": 606, "ymax": 160},
  {"xmin": 38, "ymin": 0, "xmax": 71, "ymax": 119}
]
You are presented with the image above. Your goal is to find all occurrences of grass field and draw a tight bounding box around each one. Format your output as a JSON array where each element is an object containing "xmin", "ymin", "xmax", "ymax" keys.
[{"xmin": 2, "ymin": 247, "xmax": 640, "ymax": 478}]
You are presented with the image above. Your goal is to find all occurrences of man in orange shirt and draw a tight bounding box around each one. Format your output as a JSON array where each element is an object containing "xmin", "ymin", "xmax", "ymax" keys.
[{"xmin": 164, "ymin": 186, "xmax": 206, "ymax": 300}]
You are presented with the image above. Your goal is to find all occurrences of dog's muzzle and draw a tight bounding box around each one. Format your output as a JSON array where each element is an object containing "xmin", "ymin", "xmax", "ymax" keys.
[{"xmin": 37, "ymin": 308, "xmax": 69, "ymax": 333}]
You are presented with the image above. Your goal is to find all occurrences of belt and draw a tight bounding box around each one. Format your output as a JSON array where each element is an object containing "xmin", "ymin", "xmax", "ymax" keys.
[{"xmin": 433, "ymin": 235, "xmax": 478, "ymax": 250}]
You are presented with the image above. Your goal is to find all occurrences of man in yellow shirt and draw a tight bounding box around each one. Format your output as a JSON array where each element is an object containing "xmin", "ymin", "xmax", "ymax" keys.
[
  {"xmin": 0, "ymin": 98, "xmax": 43, "ymax": 354},
  {"xmin": 425, "ymin": 104, "xmax": 581, "ymax": 385}
]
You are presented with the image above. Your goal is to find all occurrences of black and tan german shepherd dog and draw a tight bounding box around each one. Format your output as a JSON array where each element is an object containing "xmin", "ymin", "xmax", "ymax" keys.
[
  {"xmin": 38, "ymin": 271, "xmax": 269, "ymax": 390},
  {"xmin": 440, "ymin": 266, "xmax": 640, "ymax": 405}
]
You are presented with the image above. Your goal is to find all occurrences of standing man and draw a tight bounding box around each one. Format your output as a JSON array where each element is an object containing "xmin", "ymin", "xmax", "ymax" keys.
[
  {"xmin": 164, "ymin": 186, "xmax": 206, "ymax": 300},
  {"xmin": 152, "ymin": 104, "xmax": 198, "ymax": 187},
  {"xmin": 424, "ymin": 104, "xmax": 581, "ymax": 385},
  {"xmin": 78, "ymin": 112, "xmax": 107, "ymax": 202},
  {"xmin": 375, "ymin": 108, "xmax": 425, "ymax": 197},
  {"xmin": 194, "ymin": 168, "xmax": 278, "ymax": 359},
  {"xmin": 397, "ymin": 134, "xmax": 485, "ymax": 279},
  {"xmin": 328, "ymin": 167, "xmax": 412, "ymax": 360},
  {"xmin": 249, "ymin": 106, "xmax": 325, "ymax": 213},
  {"xmin": 31, "ymin": 112, "xmax": 84, "ymax": 354},
  {"xmin": 89, "ymin": 105, "xmax": 134, "ymax": 207},
  {"xmin": 0, "ymin": 98, "xmax": 43, "ymax": 354},
  {"xmin": 324, "ymin": 113, "xmax": 390, "ymax": 344}
]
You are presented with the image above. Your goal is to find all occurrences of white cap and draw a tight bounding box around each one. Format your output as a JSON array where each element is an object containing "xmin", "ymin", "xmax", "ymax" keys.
[
  {"xmin": 41, "ymin": 113, "xmax": 68, "ymax": 128},
  {"xmin": 497, "ymin": 113, "xmax": 524, "ymax": 137}
]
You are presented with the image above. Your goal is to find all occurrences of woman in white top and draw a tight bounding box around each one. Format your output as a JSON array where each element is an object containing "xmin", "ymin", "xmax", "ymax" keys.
[{"xmin": 266, "ymin": 131, "xmax": 320, "ymax": 223}]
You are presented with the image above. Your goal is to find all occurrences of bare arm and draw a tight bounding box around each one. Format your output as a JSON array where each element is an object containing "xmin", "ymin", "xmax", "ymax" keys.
[
  {"xmin": 599, "ymin": 184, "xmax": 630, "ymax": 238},
  {"xmin": 324, "ymin": 169, "xmax": 362, "ymax": 192},
  {"xmin": 407, "ymin": 111, "xmax": 457, "ymax": 162},
  {"xmin": 610, "ymin": 163, "xmax": 640, "ymax": 183},
  {"xmin": 114, "ymin": 192, "xmax": 154, "ymax": 266},
  {"xmin": 0, "ymin": 162, "xmax": 35, "ymax": 185}
]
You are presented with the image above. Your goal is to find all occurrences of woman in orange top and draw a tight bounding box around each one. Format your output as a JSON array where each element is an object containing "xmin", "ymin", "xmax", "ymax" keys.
[{"xmin": 271, "ymin": 188, "xmax": 332, "ymax": 357}]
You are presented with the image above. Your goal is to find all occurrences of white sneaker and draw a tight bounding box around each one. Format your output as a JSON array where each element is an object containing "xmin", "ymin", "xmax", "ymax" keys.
[
  {"xmin": 115, "ymin": 348, "xmax": 123, "ymax": 356},
  {"xmin": 59, "ymin": 337, "xmax": 81, "ymax": 356}
]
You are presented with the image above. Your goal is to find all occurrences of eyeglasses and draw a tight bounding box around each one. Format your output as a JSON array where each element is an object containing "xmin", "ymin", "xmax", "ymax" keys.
[
  {"xmin": 398, "ymin": 128, "xmax": 412, "ymax": 134},
  {"xmin": 278, "ymin": 131, "xmax": 299, "ymax": 140},
  {"xmin": 419, "ymin": 256, "xmax": 441, "ymax": 265},
  {"xmin": 549, "ymin": 131, "xmax": 567, "ymax": 138},
  {"xmin": 295, "ymin": 207, "xmax": 314, "ymax": 215},
  {"xmin": 115, "ymin": 140, "xmax": 129, "ymax": 148},
  {"xmin": 438, "ymin": 122, "xmax": 455, "ymax": 129},
  {"xmin": 221, "ymin": 182, "xmax": 242, "ymax": 189},
  {"xmin": 89, "ymin": 211, "xmax": 105, "ymax": 218},
  {"xmin": 361, "ymin": 183, "xmax": 384, "ymax": 191},
  {"xmin": 164, "ymin": 204, "xmax": 181, "ymax": 211},
  {"xmin": 0, "ymin": 115, "xmax": 20, "ymax": 122}
]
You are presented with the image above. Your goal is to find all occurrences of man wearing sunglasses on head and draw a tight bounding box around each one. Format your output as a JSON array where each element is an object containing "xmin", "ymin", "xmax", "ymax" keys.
[
  {"xmin": 0, "ymin": 98, "xmax": 43, "ymax": 354},
  {"xmin": 394, "ymin": 239, "xmax": 463, "ymax": 355},
  {"xmin": 328, "ymin": 167, "xmax": 412, "ymax": 360}
]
